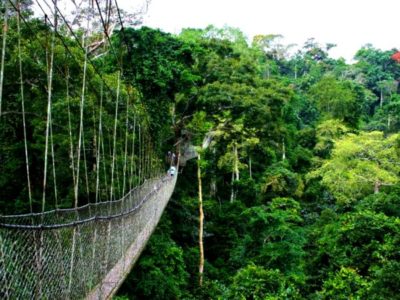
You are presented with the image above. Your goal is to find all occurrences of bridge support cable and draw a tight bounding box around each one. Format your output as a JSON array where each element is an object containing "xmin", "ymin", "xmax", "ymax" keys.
[
  {"xmin": 122, "ymin": 94, "xmax": 130, "ymax": 196},
  {"xmin": 16, "ymin": 0, "xmax": 33, "ymax": 212},
  {"xmin": 48, "ymin": 1, "xmax": 59, "ymax": 209},
  {"xmin": 66, "ymin": 66, "xmax": 77, "ymax": 189},
  {"xmin": 101, "ymin": 129, "xmax": 110, "ymax": 203},
  {"xmin": 70, "ymin": 3, "xmax": 91, "ymax": 295},
  {"xmin": 110, "ymin": 71, "xmax": 121, "ymax": 201},
  {"xmin": 129, "ymin": 115, "xmax": 137, "ymax": 191},
  {"xmin": 0, "ymin": 0, "xmax": 8, "ymax": 116},
  {"xmin": 41, "ymin": 0, "xmax": 56, "ymax": 213},
  {"xmin": 74, "ymin": 9, "xmax": 90, "ymax": 207},
  {"xmin": 95, "ymin": 82, "xmax": 104, "ymax": 204},
  {"xmin": 82, "ymin": 129, "xmax": 91, "ymax": 200},
  {"xmin": 138, "ymin": 124, "xmax": 142, "ymax": 184},
  {"xmin": 50, "ymin": 116, "xmax": 59, "ymax": 207}
]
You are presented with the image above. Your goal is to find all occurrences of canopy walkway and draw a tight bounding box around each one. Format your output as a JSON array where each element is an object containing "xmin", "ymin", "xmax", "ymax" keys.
[
  {"xmin": 0, "ymin": 174, "xmax": 177, "ymax": 299},
  {"xmin": 0, "ymin": 0, "xmax": 186, "ymax": 298}
]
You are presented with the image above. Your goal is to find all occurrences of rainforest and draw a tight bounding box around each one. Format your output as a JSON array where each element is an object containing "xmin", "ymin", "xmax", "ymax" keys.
[
  {"xmin": 0, "ymin": 1, "xmax": 399, "ymax": 299},
  {"xmin": 115, "ymin": 26, "xmax": 400, "ymax": 299}
]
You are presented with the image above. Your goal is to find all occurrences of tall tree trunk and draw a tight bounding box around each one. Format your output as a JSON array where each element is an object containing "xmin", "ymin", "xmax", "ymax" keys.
[
  {"xmin": 197, "ymin": 154, "xmax": 204, "ymax": 287},
  {"xmin": 234, "ymin": 143, "xmax": 239, "ymax": 180},
  {"xmin": 210, "ymin": 177, "xmax": 216, "ymax": 197},
  {"xmin": 249, "ymin": 156, "xmax": 252, "ymax": 179},
  {"xmin": 282, "ymin": 138, "xmax": 286, "ymax": 161},
  {"xmin": 380, "ymin": 88, "xmax": 383, "ymax": 108},
  {"xmin": 374, "ymin": 181, "xmax": 380, "ymax": 194},
  {"xmin": 230, "ymin": 170, "xmax": 235, "ymax": 203}
]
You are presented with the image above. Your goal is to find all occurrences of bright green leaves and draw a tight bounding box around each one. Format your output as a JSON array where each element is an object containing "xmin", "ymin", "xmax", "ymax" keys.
[
  {"xmin": 314, "ymin": 119, "xmax": 352, "ymax": 157},
  {"xmin": 316, "ymin": 267, "xmax": 370, "ymax": 300},
  {"xmin": 309, "ymin": 131, "xmax": 400, "ymax": 204},
  {"xmin": 225, "ymin": 265, "xmax": 287, "ymax": 300}
]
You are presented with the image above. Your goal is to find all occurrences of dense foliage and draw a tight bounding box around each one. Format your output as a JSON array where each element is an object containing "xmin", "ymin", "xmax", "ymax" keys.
[
  {"xmin": 1, "ymin": 6, "xmax": 400, "ymax": 298},
  {"xmin": 115, "ymin": 26, "xmax": 400, "ymax": 299}
]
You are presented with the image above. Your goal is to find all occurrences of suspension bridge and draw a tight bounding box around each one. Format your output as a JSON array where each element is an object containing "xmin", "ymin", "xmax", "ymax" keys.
[
  {"xmin": 0, "ymin": 175, "xmax": 177, "ymax": 299},
  {"xmin": 0, "ymin": 0, "xmax": 187, "ymax": 298}
]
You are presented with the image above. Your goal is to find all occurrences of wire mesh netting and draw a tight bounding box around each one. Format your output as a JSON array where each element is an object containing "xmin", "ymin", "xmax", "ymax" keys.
[{"xmin": 0, "ymin": 174, "xmax": 177, "ymax": 299}]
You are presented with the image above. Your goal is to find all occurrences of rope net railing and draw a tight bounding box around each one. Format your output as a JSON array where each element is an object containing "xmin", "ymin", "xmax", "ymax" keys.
[{"xmin": 0, "ymin": 174, "xmax": 177, "ymax": 299}]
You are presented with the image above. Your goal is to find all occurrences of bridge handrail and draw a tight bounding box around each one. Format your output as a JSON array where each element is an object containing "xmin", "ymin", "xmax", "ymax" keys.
[{"xmin": 0, "ymin": 175, "xmax": 173, "ymax": 229}]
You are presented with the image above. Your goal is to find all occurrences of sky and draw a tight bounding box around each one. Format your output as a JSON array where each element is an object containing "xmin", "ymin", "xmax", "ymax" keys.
[{"xmin": 120, "ymin": 0, "xmax": 399, "ymax": 62}]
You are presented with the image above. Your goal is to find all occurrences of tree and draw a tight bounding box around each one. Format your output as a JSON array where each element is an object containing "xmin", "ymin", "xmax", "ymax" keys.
[
  {"xmin": 314, "ymin": 119, "xmax": 351, "ymax": 158},
  {"xmin": 308, "ymin": 76, "xmax": 360, "ymax": 127},
  {"xmin": 261, "ymin": 162, "xmax": 304, "ymax": 199},
  {"xmin": 230, "ymin": 198, "xmax": 306, "ymax": 278},
  {"xmin": 116, "ymin": 26, "xmax": 197, "ymax": 144},
  {"xmin": 316, "ymin": 267, "xmax": 370, "ymax": 300},
  {"xmin": 308, "ymin": 131, "xmax": 400, "ymax": 204},
  {"xmin": 365, "ymin": 94, "xmax": 400, "ymax": 133},
  {"xmin": 117, "ymin": 223, "xmax": 189, "ymax": 300},
  {"xmin": 225, "ymin": 265, "xmax": 287, "ymax": 300},
  {"xmin": 354, "ymin": 45, "xmax": 400, "ymax": 108}
]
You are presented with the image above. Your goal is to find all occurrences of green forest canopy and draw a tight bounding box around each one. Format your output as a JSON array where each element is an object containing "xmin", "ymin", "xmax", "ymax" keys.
[
  {"xmin": 0, "ymin": 6, "xmax": 400, "ymax": 298},
  {"xmin": 116, "ymin": 26, "xmax": 400, "ymax": 300}
]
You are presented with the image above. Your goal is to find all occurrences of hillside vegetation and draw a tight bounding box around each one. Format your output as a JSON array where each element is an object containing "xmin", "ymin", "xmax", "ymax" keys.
[{"xmin": 116, "ymin": 26, "xmax": 400, "ymax": 299}]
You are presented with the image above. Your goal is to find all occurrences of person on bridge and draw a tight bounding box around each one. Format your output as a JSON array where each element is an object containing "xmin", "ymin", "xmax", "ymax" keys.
[{"xmin": 168, "ymin": 166, "xmax": 176, "ymax": 177}]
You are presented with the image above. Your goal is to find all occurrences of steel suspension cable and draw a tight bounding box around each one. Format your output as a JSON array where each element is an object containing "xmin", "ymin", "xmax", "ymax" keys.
[
  {"xmin": 138, "ymin": 123, "xmax": 141, "ymax": 184},
  {"xmin": 66, "ymin": 66, "xmax": 77, "ymax": 188},
  {"xmin": 97, "ymin": 0, "xmax": 158, "ymax": 189},
  {"xmin": 9, "ymin": 0, "xmax": 78, "ymax": 95},
  {"xmin": 16, "ymin": 0, "xmax": 33, "ymax": 212},
  {"xmin": 93, "ymin": 0, "xmax": 124, "ymax": 71},
  {"xmin": 45, "ymin": 0, "xmax": 115, "ymax": 94},
  {"xmin": 82, "ymin": 129, "xmax": 90, "ymax": 200},
  {"xmin": 0, "ymin": 0, "xmax": 8, "ymax": 116},
  {"xmin": 110, "ymin": 71, "xmax": 121, "ymax": 201},
  {"xmin": 73, "ymin": 17, "xmax": 89, "ymax": 207},
  {"xmin": 129, "ymin": 115, "xmax": 136, "ymax": 190},
  {"xmin": 33, "ymin": 0, "xmax": 117, "ymax": 206},
  {"xmin": 101, "ymin": 126, "xmax": 109, "ymax": 200},
  {"xmin": 95, "ymin": 82, "xmax": 104, "ymax": 203},
  {"xmin": 41, "ymin": 10, "xmax": 56, "ymax": 213},
  {"xmin": 94, "ymin": 0, "xmax": 135, "ymax": 198},
  {"xmin": 122, "ymin": 87, "xmax": 130, "ymax": 195},
  {"xmin": 49, "ymin": 116, "xmax": 58, "ymax": 207},
  {"xmin": 49, "ymin": 5, "xmax": 59, "ymax": 208},
  {"xmin": 95, "ymin": 0, "xmax": 149, "ymax": 178}
]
